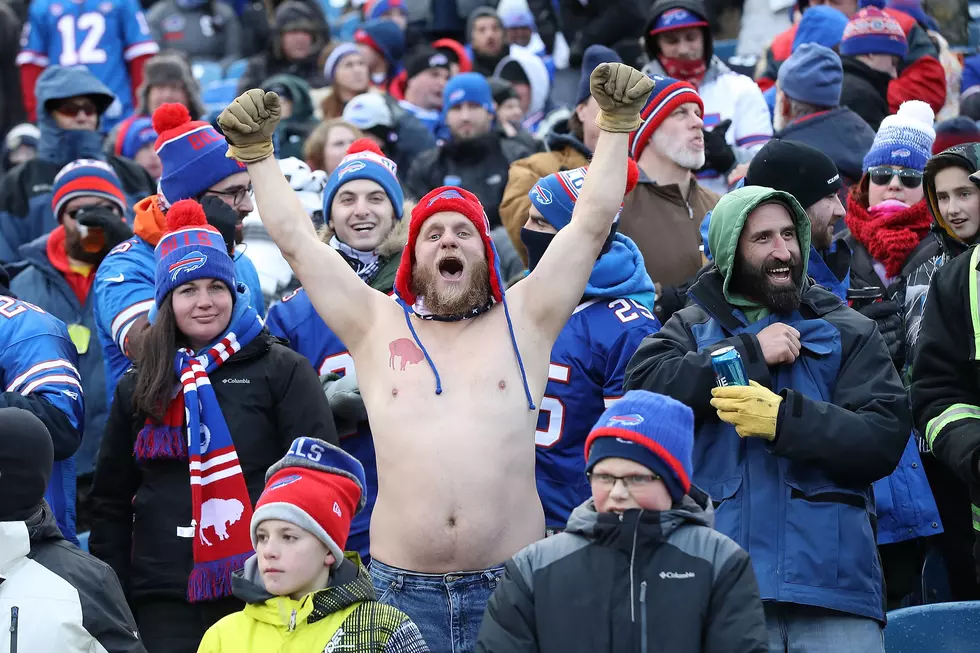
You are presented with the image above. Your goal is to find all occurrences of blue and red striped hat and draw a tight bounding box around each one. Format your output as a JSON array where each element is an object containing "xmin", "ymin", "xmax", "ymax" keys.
[
  {"xmin": 629, "ymin": 74, "xmax": 703, "ymax": 161},
  {"xmin": 152, "ymin": 103, "xmax": 246, "ymax": 205},
  {"xmin": 115, "ymin": 115, "xmax": 158, "ymax": 160},
  {"xmin": 585, "ymin": 390, "xmax": 694, "ymax": 503},
  {"xmin": 648, "ymin": 7, "xmax": 709, "ymax": 35},
  {"xmin": 362, "ymin": 0, "xmax": 404, "ymax": 20},
  {"xmin": 51, "ymin": 159, "xmax": 127, "ymax": 220},
  {"xmin": 153, "ymin": 199, "xmax": 235, "ymax": 307}
]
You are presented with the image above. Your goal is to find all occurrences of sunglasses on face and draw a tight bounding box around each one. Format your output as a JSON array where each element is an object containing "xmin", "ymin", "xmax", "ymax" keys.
[
  {"xmin": 55, "ymin": 99, "xmax": 99, "ymax": 118},
  {"xmin": 868, "ymin": 166, "xmax": 923, "ymax": 189}
]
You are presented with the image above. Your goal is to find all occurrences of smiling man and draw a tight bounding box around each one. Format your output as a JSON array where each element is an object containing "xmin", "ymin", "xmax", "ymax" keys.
[
  {"xmin": 219, "ymin": 62, "xmax": 655, "ymax": 653},
  {"xmin": 625, "ymin": 185, "xmax": 910, "ymax": 651}
]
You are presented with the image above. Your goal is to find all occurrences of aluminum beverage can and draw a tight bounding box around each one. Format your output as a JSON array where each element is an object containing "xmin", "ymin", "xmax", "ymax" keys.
[{"xmin": 711, "ymin": 346, "xmax": 749, "ymax": 387}]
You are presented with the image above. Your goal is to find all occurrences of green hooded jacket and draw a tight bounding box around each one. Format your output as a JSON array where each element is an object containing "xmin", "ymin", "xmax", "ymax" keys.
[{"xmin": 707, "ymin": 186, "xmax": 812, "ymax": 324}]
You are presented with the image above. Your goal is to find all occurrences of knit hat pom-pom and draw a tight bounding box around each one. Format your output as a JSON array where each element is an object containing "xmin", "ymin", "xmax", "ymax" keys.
[
  {"xmin": 346, "ymin": 138, "xmax": 385, "ymax": 157},
  {"xmin": 166, "ymin": 199, "xmax": 208, "ymax": 232},
  {"xmin": 152, "ymin": 103, "xmax": 192, "ymax": 134},
  {"xmin": 625, "ymin": 158, "xmax": 640, "ymax": 196},
  {"xmin": 896, "ymin": 100, "xmax": 936, "ymax": 128}
]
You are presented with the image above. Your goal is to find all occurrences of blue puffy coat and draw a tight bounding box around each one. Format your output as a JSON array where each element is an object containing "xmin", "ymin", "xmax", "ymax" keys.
[{"xmin": 9, "ymin": 233, "xmax": 107, "ymax": 477}]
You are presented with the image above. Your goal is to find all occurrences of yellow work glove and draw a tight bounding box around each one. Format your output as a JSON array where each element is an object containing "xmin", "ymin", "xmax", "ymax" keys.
[
  {"xmin": 217, "ymin": 89, "xmax": 281, "ymax": 163},
  {"xmin": 589, "ymin": 62, "xmax": 656, "ymax": 133},
  {"xmin": 710, "ymin": 380, "xmax": 783, "ymax": 441}
]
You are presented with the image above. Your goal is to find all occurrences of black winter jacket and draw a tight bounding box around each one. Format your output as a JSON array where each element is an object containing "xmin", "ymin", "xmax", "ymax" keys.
[
  {"xmin": 405, "ymin": 132, "xmax": 535, "ymax": 228},
  {"xmin": 911, "ymin": 245, "xmax": 980, "ymax": 580},
  {"xmin": 840, "ymin": 56, "xmax": 892, "ymax": 132},
  {"xmin": 89, "ymin": 330, "xmax": 338, "ymax": 604},
  {"xmin": 476, "ymin": 489, "xmax": 768, "ymax": 653},
  {"xmin": 562, "ymin": 0, "xmax": 645, "ymax": 68}
]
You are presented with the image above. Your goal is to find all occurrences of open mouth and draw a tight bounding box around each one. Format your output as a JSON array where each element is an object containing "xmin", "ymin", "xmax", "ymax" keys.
[
  {"xmin": 950, "ymin": 217, "xmax": 969, "ymax": 227},
  {"xmin": 351, "ymin": 222, "xmax": 376, "ymax": 233},
  {"xmin": 766, "ymin": 266, "xmax": 792, "ymax": 283},
  {"xmin": 438, "ymin": 257, "xmax": 465, "ymax": 280}
]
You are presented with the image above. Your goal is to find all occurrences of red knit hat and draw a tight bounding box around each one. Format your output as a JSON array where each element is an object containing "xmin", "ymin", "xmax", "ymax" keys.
[
  {"xmin": 250, "ymin": 437, "xmax": 366, "ymax": 569},
  {"xmin": 394, "ymin": 186, "xmax": 503, "ymax": 306}
]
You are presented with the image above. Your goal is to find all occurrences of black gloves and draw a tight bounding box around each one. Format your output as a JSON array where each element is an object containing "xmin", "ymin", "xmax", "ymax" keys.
[
  {"xmin": 699, "ymin": 119, "xmax": 736, "ymax": 174},
  {"xmin": 75, "ymin": 206, "xmax": 133, "ymax": 249},
  {"xmin": 849, "ymin": 294, "xmax": 905, "ymax": 366},
  {"xmin": 200, "ymin": 195, "xmax": 239, "ymax": 254}
]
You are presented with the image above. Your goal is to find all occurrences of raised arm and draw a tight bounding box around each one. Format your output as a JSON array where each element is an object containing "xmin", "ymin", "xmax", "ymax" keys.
[
  {"xmin": 512, "ymin": 63, "xmax": 653, "ymax": 342},
  {"xmin": 218, "ymin": 90, "xmax": 389, "ymax": 350}
]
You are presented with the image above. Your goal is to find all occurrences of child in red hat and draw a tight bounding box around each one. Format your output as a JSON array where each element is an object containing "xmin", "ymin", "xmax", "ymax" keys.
[{"xmin": 197, "ymin": 437, "xmax": 429, "ymax": 652}]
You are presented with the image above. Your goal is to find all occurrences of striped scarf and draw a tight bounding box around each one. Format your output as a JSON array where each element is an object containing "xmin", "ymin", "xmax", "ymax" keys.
[{"xmin": 134, "ymin": 293, "xmax": 263, "ymax": 602}]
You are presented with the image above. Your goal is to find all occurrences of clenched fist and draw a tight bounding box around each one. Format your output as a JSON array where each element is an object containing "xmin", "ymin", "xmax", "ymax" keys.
[
  {"xmin": 217, "ymin": 89, "xmax": 281, "ymax": 163},
  {"xmin": 590, "ymin": 63, "xmax": 655, "ymax": 133},
  {"xmin": 757, "ymin": 322, "xmax": 801, "ymax": 366}
]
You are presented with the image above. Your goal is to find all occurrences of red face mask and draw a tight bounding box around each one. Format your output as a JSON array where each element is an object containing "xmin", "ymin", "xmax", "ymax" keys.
[{"xmin": 659, "ymin": 56, "xmax": 707, "ymax": 86}]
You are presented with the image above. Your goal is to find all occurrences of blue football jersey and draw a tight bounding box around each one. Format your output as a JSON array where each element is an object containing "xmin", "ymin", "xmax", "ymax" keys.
[
  {"xmin": 536, "ymin": 297, "xmax": 660, "ymax": 529},
  {"xmin": 94, "ymin": 235, "xmax": 266, "ymax": 409},
  {"xmin": 266, "ymin": 288, "xmax": 377, "ymax": 560},
  {"xmin": 0, "ymin": 295, "xmax": 84, "ymax": 542},
  {"xmin": 18, "ymin": 0, "xmax": 159, "ymax": 129}
]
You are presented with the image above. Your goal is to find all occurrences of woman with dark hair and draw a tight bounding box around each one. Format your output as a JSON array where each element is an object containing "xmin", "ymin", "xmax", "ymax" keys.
[{"xmin": 89, "ymin": 199, "xmax": 337, "ymax": 653}]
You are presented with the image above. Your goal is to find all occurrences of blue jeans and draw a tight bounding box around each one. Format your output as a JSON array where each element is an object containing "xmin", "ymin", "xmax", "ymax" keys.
[
  {"xmin": 765, "ymin": 602, "xmax": 885, "ymax": 652},
  {"xmin": 369, "ymin": 559, "xmax": 504, "ymax": 653}
]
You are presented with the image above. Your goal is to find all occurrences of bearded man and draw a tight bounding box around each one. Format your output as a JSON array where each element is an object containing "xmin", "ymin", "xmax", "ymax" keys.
[
  {"xmin": 624, "ymin": 185, "xmax": 909, "ymax": 652},
  {"xmin": 217, "ymin": 63, "xmax": 655, "ymax": 653},
  {"xmin": 618, "ymin": 74, "xmax": 719, "ymax": 323}
]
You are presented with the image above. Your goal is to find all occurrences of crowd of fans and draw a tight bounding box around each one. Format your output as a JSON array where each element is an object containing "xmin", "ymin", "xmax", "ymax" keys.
[{"xmin": 2, "ymin": 0, "xmax": 980, "ymax": 651}]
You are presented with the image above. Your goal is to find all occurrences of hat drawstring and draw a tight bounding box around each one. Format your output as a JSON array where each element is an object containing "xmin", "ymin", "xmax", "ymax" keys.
[
  {"xmin": 400, "ymin": 305, "xmax": 443, "ymax": 395},
  {"xmin": 502, "ymin": 296, "xmax": 535, "ymax": 411}
]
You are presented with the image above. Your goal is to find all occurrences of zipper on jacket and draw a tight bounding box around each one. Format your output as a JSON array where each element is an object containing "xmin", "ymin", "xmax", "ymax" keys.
[
  {"xmin": 629, "ymin": 510, "xmax": 642, "ymax": 623},
  {"xmin": 9, "ymin": 606, "xmax": 18, "ymax": 653},
  {"xmin": 639, "ymin": 581, "xmax": 648, "ymax": 653},
  {"xmin": 288, "ymin": 609, "xmax": 297, "ymax": 632}
]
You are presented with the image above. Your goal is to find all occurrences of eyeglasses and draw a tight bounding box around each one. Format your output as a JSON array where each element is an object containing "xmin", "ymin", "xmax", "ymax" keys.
[
  {"xmin": 868, "ymin": 166, "xmax": 923, "ymax": 189},
  {"xmin": 66, "ymin": 204, "xmax": 121, "ymax": 221},
  {"xmin": 55, "ymin": 99, "xmax": 98, "ymax": 118},
  {"xmin": 587, "ymin": 472, "xmax": 661, "ymax": 490},
  {"xmin": 204, "ymin": 184, "xmax": 253, "ymax": 206}
]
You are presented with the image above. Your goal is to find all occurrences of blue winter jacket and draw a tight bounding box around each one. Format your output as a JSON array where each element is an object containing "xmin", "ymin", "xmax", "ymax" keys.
[
  {"xmin": 775, "ymin": 107, "xmax": 876, "ymax": 186},
  {"xmin": 9, "ymin": 233, "xmax": 107, "ymax": 477},
  {"xmin": 808, "ymin": 242, "xmax": 942, "ymax": 545}
]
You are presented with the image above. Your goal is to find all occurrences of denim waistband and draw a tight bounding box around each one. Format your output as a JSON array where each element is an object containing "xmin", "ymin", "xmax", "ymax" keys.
[{"xmin": 370, "ymin": 558, "xmax": 505, "ymax": 587}]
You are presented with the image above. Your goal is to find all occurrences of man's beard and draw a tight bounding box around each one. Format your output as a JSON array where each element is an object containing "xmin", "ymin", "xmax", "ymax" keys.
[
  {"xmin": 64, "ymin": 227, "xmax": 108, "ymax": 265},
  {"xmin": 411, "ymin": 254, "xmax": 491, "ymax": 317},
  {"xmin": 730, "ymin": 250, "xmax": 804, "ymax": 314},
  {"xmin": 653, "ymin": 128, "xmax": 705, "ymax": 170}
]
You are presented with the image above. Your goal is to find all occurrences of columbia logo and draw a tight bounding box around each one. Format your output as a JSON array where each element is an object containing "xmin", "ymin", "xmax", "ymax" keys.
[
  {"xmin": 660, "ymin": 571, "xmax": 695, "ymax": 579},
  {"xmin": 222, "ymin": 378, "xmax": 250, "ymax": 384}
]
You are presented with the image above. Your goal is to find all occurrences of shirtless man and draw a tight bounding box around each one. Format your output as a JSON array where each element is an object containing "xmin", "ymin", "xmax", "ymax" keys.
[{"xmin": 218, "ymin": 62, "xmax": 654, "ymax": 652}]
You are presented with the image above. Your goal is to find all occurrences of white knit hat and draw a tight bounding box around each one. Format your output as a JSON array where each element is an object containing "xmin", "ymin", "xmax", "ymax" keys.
[{"xmin": 862, "ymin": 100, "xmax": 936, "ymax": 173}]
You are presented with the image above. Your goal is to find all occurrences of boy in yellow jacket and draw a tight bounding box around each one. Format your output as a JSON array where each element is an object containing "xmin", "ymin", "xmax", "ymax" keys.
[{"xmin": 198, "ymin": 437, "xmax": 429, "ymax": 652}]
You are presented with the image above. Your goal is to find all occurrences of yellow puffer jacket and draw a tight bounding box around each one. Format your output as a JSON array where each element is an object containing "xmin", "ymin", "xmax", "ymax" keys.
[{"xmin": 198, "ymin": 553, "xmax": 429, "ymax": 653}]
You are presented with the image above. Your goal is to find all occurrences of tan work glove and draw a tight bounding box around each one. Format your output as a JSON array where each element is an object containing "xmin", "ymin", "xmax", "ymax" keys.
[
  {"xmin": 217, "ymin": 89, "xmax": 281, "ymax": 163},
  {"xmin": 590, "ymin": 63, "xmax": 655, "ymax": 133}
]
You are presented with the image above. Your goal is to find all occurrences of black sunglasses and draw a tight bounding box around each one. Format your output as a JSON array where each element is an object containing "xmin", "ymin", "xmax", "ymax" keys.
[
  {"xmin": 55, "ymin": 99, "xmax": 99, "ymax": 118},
  {"xmin": 868, "ymin": 166, "xmax": 923, "ymax": 189}
]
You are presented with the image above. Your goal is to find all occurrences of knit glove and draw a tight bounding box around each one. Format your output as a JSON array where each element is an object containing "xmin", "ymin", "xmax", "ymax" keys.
[
  {"xmin": 217, "ymin": 89, "xmax": 281, "ymax": 163},
  {"xmin": 710, "ymin": 380, "xmax": 782, "ymax": 441},
  {"xmin": 590, "ymin": 63, "xmax": 656, "ymax": 133},
  {"xmin": 699, "ymin": 119, "xmax": 736, "ymax": 174},
  {"xmin": 75, "ymin": 206, "xmax": 133, "ymax": 249},
  {"xmin": 322, "ymin": 370, "xmax": 367, "ymax": 434}
]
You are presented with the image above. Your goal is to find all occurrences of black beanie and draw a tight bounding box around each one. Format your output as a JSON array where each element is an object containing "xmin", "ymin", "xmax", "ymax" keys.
[
  {"xmin": 498, "ymin": 60, "xmax": 529, "ymax": 86},
  {"xmin": 488, "ymin": 77, "xmax": 518, "ymax": 105},
  {"xmin": 0, "ymin": 408, "xmax": 54, "ymax": 521},
  {"xmin": 745, "ymin": 139, "xmax": 842, "ymax": 210}
]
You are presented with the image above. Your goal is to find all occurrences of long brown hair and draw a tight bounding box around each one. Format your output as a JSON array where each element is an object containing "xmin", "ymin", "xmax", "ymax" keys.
[
  {"xmin": 303, "ymin": 118, "xmax": 363, "ymax": 171},
  {"xmin": 133, "ymin": 295, "xmax": 185, "ymax": 420}
]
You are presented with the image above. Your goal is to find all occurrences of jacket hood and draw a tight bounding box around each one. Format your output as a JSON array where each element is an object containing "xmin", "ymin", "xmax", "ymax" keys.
[
  {"xmin": 544, "ymin": 120, "xmax": 591, "ymax": 159},
  {"xmin": 924, "ymin": 142, "xmax": 980, "ymax": 245},
  {"xmin": 36, "ymin": 66, "xmax": 115, "ymax": 165},
  {"xmin": 15, "ymin": 232, "xmax": 56, "ymax": 275},
  {"xmin": 233, "ymin": 552, "xmax": 375, "ymax": 625},
  {"xmin": 0, "ymin": 503, "xmax": 61, "ymax": 571},
  {"xmin": 565, "ymin": 485, "xmax": 715, "ymax": 539},
  {"xmin": 261, "ymin": 74, "xmax": 315, "ymax": 124},
  {"xmin": 707, "ymin": 186, "xmax": 811, "ymax": 318},
  {"xmin": 585, "ymin": 234, "xmax": 656, "ymax": 308},
  {"xmin": 643, "ymin": 0, "xmax": 714, "ymax": 62},
  {"xmin": 492, "ymin": 47, "xmax": 550, "ymax": 119}
]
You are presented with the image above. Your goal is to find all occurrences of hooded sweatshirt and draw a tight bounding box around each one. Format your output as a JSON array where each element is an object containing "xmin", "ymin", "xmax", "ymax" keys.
[
  {"xmin": 198, "ymin": 552, "xmax": 427, "ymax": 652},
  {"xmin": 706, "ymin": 186, "xmax": 811, "ymax": 324},
  {"xmin": 492, "ymin": 46, "xmax": 551, "ymax": 133}
]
